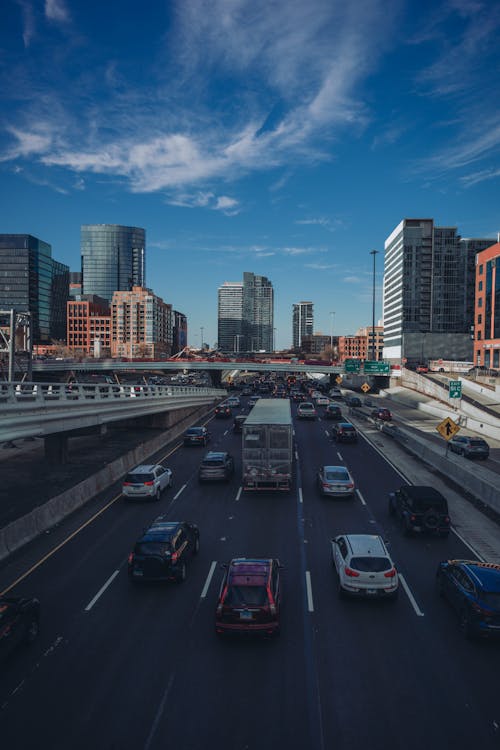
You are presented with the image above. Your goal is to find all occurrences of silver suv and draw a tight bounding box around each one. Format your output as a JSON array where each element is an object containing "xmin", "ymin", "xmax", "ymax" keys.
[
  {"xmin": 122, "ymin": 464, "xmax": 173, "ymax": 501},
  {"xmin": 198, "ymin": 452, "xmax": 235, "ymax": 482},
  {"xmin": 331, "ymin": 534, "xmax": 398, "ymax": 600}
]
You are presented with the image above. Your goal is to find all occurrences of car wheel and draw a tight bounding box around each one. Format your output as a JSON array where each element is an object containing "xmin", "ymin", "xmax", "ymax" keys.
[
  {"xmin": 155, "ymin": 488, "xmax": 161, "ymax": 501},
  {"xmin": 403, "ymin": 518, "xmax": 413, "ymax": 536},
  {"xmin": 25, "ymin": 617, "xmax": 39, "ymax": 643},
  {"xmin": 176, "ymin": 563, "xmax": 187, "ymax": 583},
  {"xmin": 423, "ymin": 509, "xmax": 440, "ymax": 532},
  {"xmin": 337, "ymin": 579, "xmax": 346, "ymax": 599},
  {"xmin": 193, "ymin": 536, "xmax": 200, "ymax": 555}
]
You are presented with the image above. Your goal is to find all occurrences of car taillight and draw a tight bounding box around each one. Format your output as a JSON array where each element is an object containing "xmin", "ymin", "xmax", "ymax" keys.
[
  {"xmin": 322, "ymin": 482, "xmax": 330, "ymax": 489},
  {"xmin": 345, "ymin": 567, "xmax": 360, "ymax": 577},
  {"xmin": 384, "ymin": 568, "xmax": 397, "ymax": 578},
  {"xmin": 123, "ymin": 482, "xmax": 131, "ymax": 487},
  {"xmin": 410, "ymin": 514, "xmax": 416, "ymax": 522},
  {"xmin": 143, "ymin": 481, "xmax": 154, "ymax": 486},
  {"xmin": 171, "ymin": 551, "xmax": 179, "ymax": 563},
  {"xmin": 346, "ymin": 482, "xmax": 354, "ymax": 489},
  {"xmin": 128, "ymin": 553, "xmax": 134, "ymax": 564}
]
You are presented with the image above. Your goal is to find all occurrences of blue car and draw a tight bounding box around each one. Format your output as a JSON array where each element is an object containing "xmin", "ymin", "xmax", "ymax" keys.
[{"xmin": 436, "ymin": 559, "xmax": 500, "ymax": 639}]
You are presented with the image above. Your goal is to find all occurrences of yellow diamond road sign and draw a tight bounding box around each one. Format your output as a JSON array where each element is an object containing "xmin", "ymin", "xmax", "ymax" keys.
[
  {"xmin": 361, "ymin": 382, "xmax": 371, "ymax": 393},
  {"xmin": 336, "ymin": 375, "xmax": 343, "ymax": 384},
  {"xmin": 436, "ymin": 417, "xmax": 460, "ymax": 441}
]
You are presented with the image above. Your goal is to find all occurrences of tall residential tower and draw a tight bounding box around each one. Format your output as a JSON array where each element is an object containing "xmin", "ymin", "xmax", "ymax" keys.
[{"xmin": 292, "ymin": 302, "xmax": 313, "ymax": 350}]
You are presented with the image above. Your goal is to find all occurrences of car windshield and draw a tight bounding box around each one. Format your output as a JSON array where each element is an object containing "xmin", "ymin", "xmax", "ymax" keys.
[
  {"xmin": 186, "ymin": 428, "xmax": 202, "ymax": 435},
  {"xmin": 469, "ymin": 439, "xmax": 487, "ymax": 447},
  {"xmin": 350, "ymin": 556, "xmax": 392, "ymax": 573},
  {"xmin": 135, "ymin": 542, "xmax": 171, "ymax": 556},
  {"xmin": 225, "ymin": 585, "xmax": 268, "ymax": 606},
  {"xmin": 125, "ymin": 473, "xmax": 154, "ymax": 483},
  {"xmin": 325, "ymin": 470, "xmax": 349, "ymax": 481}
]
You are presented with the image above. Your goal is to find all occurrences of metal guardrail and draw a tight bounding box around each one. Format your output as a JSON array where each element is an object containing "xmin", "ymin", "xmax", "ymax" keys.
[{"xmin": 0, "ymin": 381, "xmax": 219, "ymax": 404}]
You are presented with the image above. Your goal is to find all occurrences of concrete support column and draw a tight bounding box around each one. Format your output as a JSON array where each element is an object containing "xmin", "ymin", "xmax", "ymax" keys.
[{"xmin": 45, "ymin": 434, "xmax": 69, "ymax": 464}]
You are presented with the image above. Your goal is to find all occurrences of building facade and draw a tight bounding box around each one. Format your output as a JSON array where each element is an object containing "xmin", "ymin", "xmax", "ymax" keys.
[
  {"xmin": 67, "ymin": 295, "xmax": 111, "ymax": 357},
  {"xmin": 383, "ymin": 219, "xmax": 493, "ymax": 364},
  {"xmin": 0, "ymin": 233, "xmax": 69, "ymax": 344},
  {"xmin": 110, "ymin": 286, "xmax": 172, "ymax": 359},
  {"xmin": 218, "ymin": 282, "xmax": 243, "ymax": 351},
  {"xmin": 300, "ymin": 334, "xmax": 332, "ymax": 355},
  {"xmin": 292, "ymin": 302, "xmax": 313, "ymax": 350},
  {"xmin": 474, "ymin": 242, "xmax": 500, "ymax": 369},
  {"xmin": 242, "ymin": 272, "xmax": 274, "ymax": 351},
  {"xmin": 81, "ymin": 224, "xmax": 145, "ymax": 304},
  {"xmin": 172, "ymin": 310, "xmax": 188, "ymax": 355}
]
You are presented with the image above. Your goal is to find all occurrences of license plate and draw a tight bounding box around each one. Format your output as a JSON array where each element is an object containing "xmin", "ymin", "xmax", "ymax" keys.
[
  {"xmin": 239, "ymin": 611, "xmax": 253, "ymax": 621},
  {"xmin": 133, "ymin": 569, "xmax": 143, "ymax": 577},
  {"xmin": 366, "ymin": 589, "xmax": 377, "ymax": 595}
]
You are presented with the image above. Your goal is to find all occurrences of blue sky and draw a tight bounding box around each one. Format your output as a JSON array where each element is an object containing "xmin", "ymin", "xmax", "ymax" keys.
[{"xmin": 1, "ymin": 0, "xmax": 499, "ymax": 349}]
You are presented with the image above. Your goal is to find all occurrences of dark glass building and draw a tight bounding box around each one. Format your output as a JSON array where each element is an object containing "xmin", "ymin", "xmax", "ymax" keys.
[
  {"xmin": 81, "ymin": 224, "xmax": 145, "ymax": 303},
  {"xmin": 0, "ymin": 234, "xmax": 69, "ymax": 343}
]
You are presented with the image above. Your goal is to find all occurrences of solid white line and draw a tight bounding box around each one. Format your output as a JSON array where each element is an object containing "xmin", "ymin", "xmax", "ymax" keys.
[
  {"xmin": 305, "ymin": 571, "xmax": 314, "ymax": 612},
  {"xmin": 295, "ymin": 450, "xmax": 299, "ymax": 460},
  {"xmin": 201, "ymin": 561, "xmax": 218, "ymax": 598},
  {"xmin": 399, "ymin": 574, "xmax": 425, "ymax": 616},
  {"xmin": 356, "ymin": 489, "xmax": 366, "ymax": 506},
  {"xmin": 235, "ymin": 487, "xmax": 242, "ymax": 502},
  {"xmin": 324, "ymin": 430, "xmax": 329, "ymax": 438},
  {"xmin": 299, "ymin": 487, "xmax": 303, "ymax": 504},
  {"xmin": 337, "ymin": 452, "xmax": 343, "ymax": 461},
  {"xmin": 173, "ymin": 483, "xmax": 186, "ymax": 500},
  {"xmin": 85, "ymin": 570, "xmax": 120, "ymax": 611}
]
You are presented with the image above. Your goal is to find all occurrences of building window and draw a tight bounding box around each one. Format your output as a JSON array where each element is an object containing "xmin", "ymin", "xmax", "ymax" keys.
[
  {"xmin": 478, "ymin": 280, "xmax": 483, "ymax": 291},
  {"xmin": 478, "ymin": 298, "xmax": 483, "ymax": 308},
  {"xmin": 479, "ymin": 264, "xmax": 483, "ymax": 275},
  {"xmin": 477, "ymin": 314, "xmax": 482, "ymax": 324}
]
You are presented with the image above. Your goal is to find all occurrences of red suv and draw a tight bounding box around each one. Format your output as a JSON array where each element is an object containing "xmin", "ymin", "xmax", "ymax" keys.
[{"xmin": 215, "ymin": 558, "xmax": 282, "ymax": 636}]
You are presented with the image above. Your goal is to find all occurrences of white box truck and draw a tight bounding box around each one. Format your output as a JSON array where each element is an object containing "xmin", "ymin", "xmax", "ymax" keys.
[{"xmin": 242, "ymin": 398, "xmax": 293, "ymax": 491}]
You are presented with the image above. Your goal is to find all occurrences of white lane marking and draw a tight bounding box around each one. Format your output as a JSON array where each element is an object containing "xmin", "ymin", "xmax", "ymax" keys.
[
  {"xmin": 173, "ymin": 483, "xmax": 186, "ymax": 500},
  {"xmin": 144, "ymin": 673, "xmax": 175, "ymax": 750},
  {"xmin": 85, "ymin": 570, "xmax": 120, "ymax": 611},
  {"xmin": 224, "ymin": 430, "xmax": 228, "ymax": 436},
  {"xmin": 305, "ymin": 571, "xmax": 314, "ymax": 612},
  {"xmin": 399, "ymin": 574, "xmax": 425, "ymax": 616},
  {"xmin": 449, "ymin": 526, "xmax": 485, "ymax": 561},
  {"xmin": 299, "ymin": 487, "xmax": 303, "ymax": 504},
  {"xmin": 324, "ymin": 430, "xmax": 329, "ymax": 438},
  {"xmin": 356, "ymin": 489, "xmax": 366, "ymax": 506},
  {"xmin": 295, "ymin": 450, "xmax": 299, "ymax": 460},
  {"xmin": 201, "ymin": 561, "xmax": 218, "ymax": 598},
  {"xmin": 337, "ymin": 452, "xmax": 343, "ymax": 460},
  {"xmin": 235, "ymin": 486, "xmax": 242, "ymax": 502}
]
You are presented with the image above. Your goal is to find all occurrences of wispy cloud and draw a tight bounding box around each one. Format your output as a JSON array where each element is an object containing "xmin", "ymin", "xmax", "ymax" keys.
[
  {"xmin": 305, "ymin": 263, "xmax": 337, "ymax": 270},
  {"xmin": 343, "ymin": 276, "xmax": 362, "ymax": 283},
  {"xmin": 45, "ymin": 0, "xmax": 70, "ymax": 24}
]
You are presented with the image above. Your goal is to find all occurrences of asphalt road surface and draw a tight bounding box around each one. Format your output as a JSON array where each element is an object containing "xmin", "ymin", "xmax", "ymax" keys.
[{"xmin": 1, "ymin": 395, "xmax": 500, "ymax": 750}]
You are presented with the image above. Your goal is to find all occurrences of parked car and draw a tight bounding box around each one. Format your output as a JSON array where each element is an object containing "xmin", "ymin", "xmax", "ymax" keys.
[
  {"xmin": 331, "ymin": 422, "xmax": 358, "ymax": 443},
  {"xmin": 233, "ymin": 414, "xmax": 247, "ymax": 433},
  {"xmin": 128, "ymin": 519, "xmax": 199, "ymax": 583},
  {"xmin": 183, "ymin": 426, "xmax": 210, "ymax": 446},
  {"xmin": 297, "ymin": 402, "xmax": 317, "ymax": 419},
  {"xmin": 215, "ymin": 558, "xmax": 282, "ymax": 636},
  {"xmin": 122, "ymin": 464, "xmax": 173, "ymax": 501},
  {"xmin": 436, "ymin": 559, "xmax": 500, "ymax": 638},
  {"xmin": 214, "ymin": 404, "xmax": 232, "ymax": 419},
  {"xmin": 449, "ymin": 435, "xmax": 489, "ymax": 460},
  {"xmin": 371, "ymin": 407, "xmax": 392, "ymax": 421},
  {"xmin": 0, "ymin": 596, "xmax": 40, "ymax": 661},
  {"xmin": 388, "ymin": 485, "xmax": 450, "ymax": 537},
  {"xmin": 331, "ymin": 534, "xmax": 398, "ymax": 600},
  {"xmin": 198, "ymin": 451, "xmax": 235, "ymax": 482},
  {"xmin": 324, "ymin": 404, "xmax": 342, "ymax": 421},
  {"xmin": 317, "ymin": 465, "xmax": 355, "ymax": 498}
]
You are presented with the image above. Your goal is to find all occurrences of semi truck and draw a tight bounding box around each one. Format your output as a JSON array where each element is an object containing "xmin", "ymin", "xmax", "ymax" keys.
[{"xmin": 242, "ymin": 398, "xmax": 293, "ymax": 491}]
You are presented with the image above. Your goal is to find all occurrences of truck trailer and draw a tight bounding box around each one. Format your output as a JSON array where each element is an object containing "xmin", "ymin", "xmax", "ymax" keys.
[{"xmin": 242, "ymin": 398, "xmax": 293, "ymax": 491}]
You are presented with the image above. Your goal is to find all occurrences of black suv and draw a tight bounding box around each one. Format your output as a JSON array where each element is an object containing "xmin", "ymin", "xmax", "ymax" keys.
[
  {"xmin": 389, "ymin": 485, "xmax": 450, "ymax": 537},
  {"xmin": 198, "ymin": 451, "xmax": 235, "ymax": 482},
  {"xmin": 0, "ymin": 596, "xmax": 40, "ymax": 661},
  {"xmin": 331, "ymin": 422, "xmax": 358, "ymax": 443},
  {"xmin": 128, "ymin": 518, "xmax": 200, "ymax": 583}
]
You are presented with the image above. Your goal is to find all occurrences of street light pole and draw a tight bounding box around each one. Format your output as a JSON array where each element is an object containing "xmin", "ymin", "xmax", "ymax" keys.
[
  {"xmin": 330, "ymin": 311, "xmax": 335, "ymax": 350},
  {"xmin": 370, "ymin": 250, "xmax": 379, "ymax": 360},
  {"xmin": 200, "ymin": 326, "xmax": 204, "ymax": 350}
]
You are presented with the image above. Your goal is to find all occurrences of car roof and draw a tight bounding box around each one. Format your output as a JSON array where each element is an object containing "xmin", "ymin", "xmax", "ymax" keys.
[
  {"xmin": 186, "ymin": 426, "xmax": 205, "ymax": 432},
  {"xmin": 401, "ymin": 485, "xmax": 445, "ymax": 501},
  {"xmin": 340, "ymin": 534, "xmax": 388, "ymax": 556},
  {"xmin": 451, "ymin": 561, "xmax": 500, "ymax": 592},
  {"xmin": 128, "ymin": 464, "xmax": 159, "ymax": 474},
  {"xmin": 204, "ymin": 451, "xmax": 227, "ymax": 459},
  {"xmin": 323, "ymin": 465, "xmax": 349, "ymax": 473},
  {"xmin": 228, "ymin": 558, "xmax": 272, "ymax": 581},
  {"xmin": 337, "ymin": 422, "xmax": 355, "ymax": 428},
  {"xmin": 139, "ymin": 520, "xmax": 182, "ymax": 542}
]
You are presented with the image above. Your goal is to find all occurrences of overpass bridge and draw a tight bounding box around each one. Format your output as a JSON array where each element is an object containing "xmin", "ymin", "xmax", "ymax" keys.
[{"xmin": 0, "ymin": 382, "xmax": 224, "ymax": 461}]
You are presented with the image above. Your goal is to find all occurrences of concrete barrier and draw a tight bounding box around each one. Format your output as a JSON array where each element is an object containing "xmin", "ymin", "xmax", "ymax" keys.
[{"xmin": 0, "ymin": 402, "xmax": 215, "ymax": 562}]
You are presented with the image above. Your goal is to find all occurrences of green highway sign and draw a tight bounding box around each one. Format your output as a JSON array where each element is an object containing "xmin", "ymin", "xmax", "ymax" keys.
[
  {"xmin": 449, "ymin": 380, "xmax": 462, "ymax": 399},
  {"xmin": 344, "ymin": 359, "xmax": 361, "ymax": 373},
  {"xmin": 363, "ymin": 360, "xmax": 390, "ymax": 375}
]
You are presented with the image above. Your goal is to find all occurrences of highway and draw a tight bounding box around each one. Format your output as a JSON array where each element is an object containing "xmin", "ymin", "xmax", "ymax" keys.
[{"xmin": 1, "ymin": 391, "xmax": 500, "ymax": 750}]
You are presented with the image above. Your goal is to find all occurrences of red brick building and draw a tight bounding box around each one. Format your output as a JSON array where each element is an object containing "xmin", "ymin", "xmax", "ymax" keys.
[
  {"xmin": 67, "ymin": 295, "xmax": 111, "ymax": 357},
  {"xmin": 474, "ymin": 242, "xmax": 500, "ymax": 369}
]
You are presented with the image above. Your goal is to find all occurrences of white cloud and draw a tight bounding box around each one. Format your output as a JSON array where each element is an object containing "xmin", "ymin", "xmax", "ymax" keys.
[
  {"xmin": 305, "ymin": 263, "xmax": 337, "ymax": 270},
  {"xmin": 45, "ymin": 0, "xmax": 70, "ymax": 24},
  {"xmin": 343, "ymin": 276, "xmax": 362, "ymax": 283}
]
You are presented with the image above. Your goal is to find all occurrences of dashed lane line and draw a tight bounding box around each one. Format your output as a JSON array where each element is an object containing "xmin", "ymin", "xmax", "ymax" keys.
[
  {"xmin": 201, "ymin": 561, "xmax": 218, "ymax": 599},
  {"xmin": 85, "ymin": 570, "xmax": 120, "ymax": 611},
  {"xmin": 399, "ymin": 574, "xmax": 425, "ymax": 616}
]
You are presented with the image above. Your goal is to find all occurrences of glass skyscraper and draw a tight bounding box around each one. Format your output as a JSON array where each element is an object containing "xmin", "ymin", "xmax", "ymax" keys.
[
  {"xmin": 81, "ymin": 224, "xmax": 145, "ymax": 303},
  {"xmin": 0, "ymin": 234, "xmax": 69, "ymax": 343}
]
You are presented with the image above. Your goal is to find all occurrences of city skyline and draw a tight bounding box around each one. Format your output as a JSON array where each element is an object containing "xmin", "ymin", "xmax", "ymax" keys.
[{"xmin": 1, "ymin": 1, "xmax": 499, "ymax": 348}]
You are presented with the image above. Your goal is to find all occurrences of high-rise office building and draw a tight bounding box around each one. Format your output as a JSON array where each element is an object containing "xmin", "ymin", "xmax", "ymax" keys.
[
  {"xmin": 292, "ymin": 302, "xmax": 313, "ymax": 349},
  {"xmin": 242, "ymin": 272, "xmax": 274, "ymax": 351},
  {"xmin": 0, "ymin": 233, "xmax": 69, "ymax": 343},
  {"xmin": 218, "ymin": 282, "xmax": 243, "ymax": 351},
  {"xmin": 383, "ymin": 219, "xmax": 493, "ymax": 363},
  {"xmin": 81, "ymin": 224, "xmax": 145, "ymax": 304}
]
